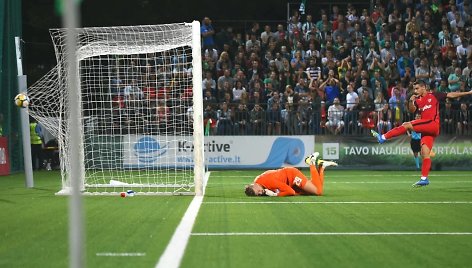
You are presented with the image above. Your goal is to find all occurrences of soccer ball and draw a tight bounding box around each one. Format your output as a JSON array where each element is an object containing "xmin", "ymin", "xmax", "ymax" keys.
[{"xmin": 14, "ymin": 93, "xmax": 30, "ymax": 108}]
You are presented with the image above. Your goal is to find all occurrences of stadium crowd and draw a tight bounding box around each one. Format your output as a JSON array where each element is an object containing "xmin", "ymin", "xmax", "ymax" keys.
[{"xmin": 110, "ymin": 0, "xmax": 472, "ymax": 136}]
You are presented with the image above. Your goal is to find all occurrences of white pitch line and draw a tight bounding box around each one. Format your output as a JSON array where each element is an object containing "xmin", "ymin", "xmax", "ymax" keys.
[
  {"xmin": 96, "ymin": 252, "xmax": 146, "ymax": 257},
  {"xmin": 206, "ymin": 181, "xmax": 472, "ymax": 185},
  {"xmin": 203, "ymin": 201, "xmax": 472, "ymax": 204},
  {"xmin": 191, "ymin": 232, "xmax": 472, "ymax": 236},
  {"xmin": 210, "ymin": 174, "xmax": 472, "ymax": 178},
  {"xmin": 155, "ymin": 172, "xmax": 210, "ymax": 268}
]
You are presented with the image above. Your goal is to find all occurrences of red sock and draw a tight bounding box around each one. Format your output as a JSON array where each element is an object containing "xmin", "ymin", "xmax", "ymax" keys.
[
  {"xmin": 310, "ymin": 165, "xmax": 323, "ymax": 195},
  {"xmin": 422, "ymin": 158, "xmax": 431, "ymax": 177},
  {"xmin": 384, "ymin": 125, "xmax": 407, "ymax": 139}
]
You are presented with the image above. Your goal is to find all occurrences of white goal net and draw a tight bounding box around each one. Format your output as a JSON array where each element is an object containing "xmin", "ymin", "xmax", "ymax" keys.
[{"xmin": 27, "ymin": 22, "xmax": 204, "ymax": 195}]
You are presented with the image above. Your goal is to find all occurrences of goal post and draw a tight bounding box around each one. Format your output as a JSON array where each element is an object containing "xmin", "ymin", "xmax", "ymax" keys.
[{"xmin": 27, "ymin": 21, "xmax": 205, "ymax": 195}]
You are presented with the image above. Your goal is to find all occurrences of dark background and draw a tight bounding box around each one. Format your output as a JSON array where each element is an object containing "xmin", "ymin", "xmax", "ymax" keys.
[
  {"xmin": 22, "ymin": 0, "xmax": 289, "ymax": 82},
  {"xmin": 22, "ymin": 0, "xmax": 365, "ymax": 83}
]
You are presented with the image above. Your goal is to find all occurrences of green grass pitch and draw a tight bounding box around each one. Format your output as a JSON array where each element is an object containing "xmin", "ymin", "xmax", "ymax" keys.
[{"xmin": 1, "ymin": 169, "xmax": 471, "ymax": 267}]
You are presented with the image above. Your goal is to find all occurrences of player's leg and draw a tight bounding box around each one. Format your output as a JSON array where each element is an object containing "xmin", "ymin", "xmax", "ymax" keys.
[
  {"xmin": 308, "ymin": 164, "xmax": 323, "ymax": 195},
  {"xmin": 371, "ymin": 122, "xmax": 410, "ymax": 143},
  {"xmin": 413, "ymin": 136, "xmax": 434, "ymax": 187},
  {"xmin": 372, "ymin": 119, "xmax": 435, "ymax": 144},
  {"xmin": 288, "ymin": 167, "xmax": 321, "ymax": 195},
  {"xmin": 304, "ymin": 160, "xmax": 337, "ymax": 195}
]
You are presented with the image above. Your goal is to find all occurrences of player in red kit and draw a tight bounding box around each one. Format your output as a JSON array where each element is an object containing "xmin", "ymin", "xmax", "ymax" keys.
[{"xmin": 371, "ymin": 80, "xmax": 472, "ymax": 187}]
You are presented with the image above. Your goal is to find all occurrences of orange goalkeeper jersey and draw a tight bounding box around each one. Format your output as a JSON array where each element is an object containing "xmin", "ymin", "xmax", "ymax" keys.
[{"xmin": 254, "ymin": 167, "xmax": 308, "ymax": 196}]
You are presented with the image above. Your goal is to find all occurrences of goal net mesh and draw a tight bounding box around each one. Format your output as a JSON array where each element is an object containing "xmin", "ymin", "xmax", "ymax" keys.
[{"xmin": 27, "ymin": 23, "xmax": 203, "ymax": 195}]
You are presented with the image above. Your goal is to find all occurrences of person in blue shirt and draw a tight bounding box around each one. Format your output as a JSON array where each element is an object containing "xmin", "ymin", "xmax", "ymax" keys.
[
  {"xmin": 397, "ymin": 49, "xmax": 414, "ymax": 79},
  {"xmin": 200, "ymin": 17, "xmax": 215, "ymax": 51}
]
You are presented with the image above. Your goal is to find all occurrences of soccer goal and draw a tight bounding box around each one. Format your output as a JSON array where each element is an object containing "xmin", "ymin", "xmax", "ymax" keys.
[{"xmin": 27, "ymin": 22, "xmax": 204, "ymax": 195}]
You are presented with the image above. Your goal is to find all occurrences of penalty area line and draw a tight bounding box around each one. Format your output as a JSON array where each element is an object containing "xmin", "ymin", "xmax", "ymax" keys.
[
  {"xmin": 155, "ymin": 172, "xmax": 210, "ymax": 268},
  {"xmin": 206, "ymin": 181, "xmax": 472, "ymax": 185},
  {"xmin": 191, "ymin": 232, "xmax": 472, "ymax": 236},
  {"xmin": 203, "ymin": 201, "xmax": 472, "ymax": 204}
]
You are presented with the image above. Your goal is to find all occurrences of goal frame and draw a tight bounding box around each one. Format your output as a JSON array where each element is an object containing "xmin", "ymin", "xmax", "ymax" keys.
[{"xmin": 51, "ymin": 21, "xmax": 204, "ymax": 196}]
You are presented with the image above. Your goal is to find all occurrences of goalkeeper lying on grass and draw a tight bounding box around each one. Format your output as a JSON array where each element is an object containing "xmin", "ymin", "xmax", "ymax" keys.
[{"xmin": 244, "ymin": 152, "xmax": 337, "ymax": 197}]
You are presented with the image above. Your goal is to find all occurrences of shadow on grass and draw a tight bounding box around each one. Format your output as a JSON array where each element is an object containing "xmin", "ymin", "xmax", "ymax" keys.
[{"xmin": 0, "ymin": 198, "xmax": 15, "ymax": 204}]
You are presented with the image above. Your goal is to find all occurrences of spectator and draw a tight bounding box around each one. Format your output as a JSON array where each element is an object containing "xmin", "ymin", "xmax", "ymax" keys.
[
  {"xmin": 250, "ymin": 103, "xmax": 265, "ymax": 135},
  {"xmin": 203, "ymin": 104, "xmax": 218, "ymax": 135},
  {"xmin": 294, "ymin": 78, "xmax": 310, "ymax": 101},
  {"xmin": 245, "ymin": 33, "xmax": 261, "ymax": 52},
  {"xmin": 437, "ymin": 79, "xmax": 450, "ymax": 93},
  {"xmin": 204, "ymin": 47, "xmax": 219, "ymax": 63},
  {"xmin": 380, "ymin": 40, "xmax": 396, "ymax": 63},
  {"xmin": 274, "ymin": 24, "xmax": 288, "ymax": 43},
  {"xmin": 201, "ymin": 17, "xmax": 215, "ymax": 50},
  {"xmin": 288, "ymin": 15, "xmax": 302, "ymax": 38},
  {"xmin": 216, "ymin": 51, "xmax": 232, "ymax": 77},
  {"xmin": 233, "ymin": 103, "xmax": 250, "ymax": 135},
  {"xmin": 199, "ymin": 76, "xmax": 215, "ymax": 99},
  {"xmin": 202, "ymin": 71, "xmax": 216, "ymax": 95},
  {"xmin": 297, "ymin": 99, "xmax": 312, "ymax": 134},
  {"xmin": 456, "ymin": 38, "xmax": 469, "ymax": 67},
  {"xmin": 320, "ymin": 69, "xmax": 340, "ymax": 106},
  {"xmin": 376, "ymin": 102, "xmax": 392, "ymax": 134},
  {"xmin": 358, "ymin": 90, "xmax": 375, "ymax": 130},
  {"xmin": 463, "ymin": 59, "xmax": 472, "ymax": 79},
  {"xmin": 290, "ymin": 50, "xmax": 306, "ymax": 70},
  {"xmin": 153, "ymin": 100, "xmax": 170, "ymax": 134},
  {"xmin": 302, "ymin": 14, "xmax": 316, "ymax": 36},
  {"xmin": 217, "ymin": 69, "xmax": 234, "ymax": 92},
  {"xmin": 457, "ymin": 102, "xmax": 471, "ymax": 135},
  {"xmin": 397, "ymin": 49, "xmax": 414, "ymax": 79},
  {"xmin": 326, "ymin": 97, "xmax": 345, "ymax": 135},
  {"xmin": 357, "ymin": 78, "xmax": 373, "ymax": 101},
  {"xmin": 260, "ymin": 25, "xmax": 274, "ymax": 47},
  {"xmin": 246, "ymin": 59, "xmax": 263, "ymax": 81},
  {"xmin": 388, "ymin": 87, "xmax": 406, "ymax": 127},
  {"xmin": 448, "ymin": 67, "xmax": 462, "ymax": 92},
  {"xmin": 216, "ymin": 102, "xmax": 233, "ymax": 135},
  {"xmin": 415, "ymin": 58, "xmax": 431, "ymax": 84},
  {"xmin": 123, "ymin": 79, "xmax": 143, "ymax": 100},
  {"xmin": 281, "ymin": 102, "xmax": 298, "ymax": 135},
  {"xmin": 232, "ymin": 80, "xmax": 247, "ymax": 102},
  {"xmin": 305, "ymin": 42, "xmax": 321, "ymax": 60},
  {"xmin": 430, "ymin": 58, "xmax": 444, "ymax": 87},
  {"xmin": 344, "ymin": 83, "xmax": 359, "ymax": 134},
  {"xmin": 266, "ymin": 102, "xmax": 282, "ymax": 135},
  {"xmin": 450, "ymin": 12, "xmax": 465, "ymax": 32},
  {"xmin": 442, "ymin": 98, "xmax": 455, "ymax": 135}
]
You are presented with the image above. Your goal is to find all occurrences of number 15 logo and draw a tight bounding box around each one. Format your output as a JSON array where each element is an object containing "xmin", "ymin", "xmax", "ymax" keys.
[{"xmin": 323, "ymin": 143, "xmax": 339, "ymax": 160}]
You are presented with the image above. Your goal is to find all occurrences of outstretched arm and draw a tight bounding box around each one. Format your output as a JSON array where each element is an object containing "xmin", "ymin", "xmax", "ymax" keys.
[{"xmin": 446, "ymin": 91, "xmax": 472, "ymax": 99}]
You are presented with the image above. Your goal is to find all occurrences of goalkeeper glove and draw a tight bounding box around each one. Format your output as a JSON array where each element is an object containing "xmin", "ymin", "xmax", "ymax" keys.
[{"xmin": 264, "ymin": 189, "xmax": 278, "ymax": 197}]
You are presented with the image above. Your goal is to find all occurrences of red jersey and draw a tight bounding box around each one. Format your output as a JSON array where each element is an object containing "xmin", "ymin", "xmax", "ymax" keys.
[
  {"xmin": 254, "ymin": 167, "xmax": 307, "ymax": 196},
  {"xmin": 414, "ymin": 92, "xmax": 447, "ymax": 124}
]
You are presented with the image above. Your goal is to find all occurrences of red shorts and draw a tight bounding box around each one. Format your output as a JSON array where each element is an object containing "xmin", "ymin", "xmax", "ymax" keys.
[
  {"xmin": 421, "ymin": 136, "xmax": 434, "ymax": 150},
  {"xmin": 411, "ymin": 119, "xmax": 439, "ymax": 150}
]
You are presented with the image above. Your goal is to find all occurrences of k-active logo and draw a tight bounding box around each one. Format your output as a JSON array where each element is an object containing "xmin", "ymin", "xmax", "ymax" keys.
[{"xmin": 134, "ymin": 136, "xmax": 167, "ymax": 163}]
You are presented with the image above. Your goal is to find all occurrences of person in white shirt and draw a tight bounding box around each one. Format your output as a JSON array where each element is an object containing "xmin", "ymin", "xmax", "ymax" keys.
[
  {"xmin": 344, "ymin": 84, "xmax": 359, "ymax": 133},
  {"xmin": 345, "ymin": 84, "xmax": 359, "ymax": 111},
  {"xmin": 326, "ymin": 97, "xmax": 345, "ymax": 135}
]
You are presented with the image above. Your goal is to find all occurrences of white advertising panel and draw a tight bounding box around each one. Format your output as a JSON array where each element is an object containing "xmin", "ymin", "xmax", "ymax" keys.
[{"xmin": 123, "ymin": 135, "xmax": 314, "ymax": 169}]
